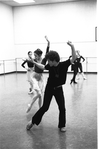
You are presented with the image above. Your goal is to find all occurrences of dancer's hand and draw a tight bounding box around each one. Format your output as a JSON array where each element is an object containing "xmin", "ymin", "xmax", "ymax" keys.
[
  {"xmin": 45, "ymin": 36, "xmax": 49, "ymax": 42},
  {"xmin": 27, "ymin": 68, "xmax": 31, "ymax": 71},
  {"xmin": 67, "ymin": 41, "xmax": 73, "ymax": 46}
]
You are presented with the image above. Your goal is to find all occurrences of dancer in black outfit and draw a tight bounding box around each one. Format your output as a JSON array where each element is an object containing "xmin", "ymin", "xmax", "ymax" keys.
[
  {"xmin": 26, "ymin": 41, "xmax": 77, "ymax": 132},
  {"xmin": 76, "ymin": 50, "xmax": 86, "ymax": 80},
  {"xmin": 69, "ymin": 56, "xmax": 78, "ymax": 84}
]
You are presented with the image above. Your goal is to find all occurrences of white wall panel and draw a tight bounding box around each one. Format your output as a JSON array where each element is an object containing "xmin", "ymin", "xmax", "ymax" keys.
[{"xmin": 0, "ymin": 3, "xmax": 15, "ymax": 60}]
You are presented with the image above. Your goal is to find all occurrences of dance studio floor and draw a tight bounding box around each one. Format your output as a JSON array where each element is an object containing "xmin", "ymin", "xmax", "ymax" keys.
[{"xmin": 0, "ymin": 73, "xmax": 97, "ymax": 149}]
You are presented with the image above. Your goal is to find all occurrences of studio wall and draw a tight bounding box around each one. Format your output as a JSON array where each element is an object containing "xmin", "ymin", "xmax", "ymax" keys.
[
  {"xmin": 13, "ymin": 0, "xmax": 97, "ymax": 58},
  {"xmin": 0, "ymin": 2, "xmax": 15, "ymax": 60},
  {"xmin": 0, "ymin": 0, "xmax": 97, "ymax": 73}
]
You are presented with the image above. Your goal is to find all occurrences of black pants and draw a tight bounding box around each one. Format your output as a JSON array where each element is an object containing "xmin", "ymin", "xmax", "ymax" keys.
[
  {"xmin": 78, "ymin": 63, "xmax": 83, "ymax": 73},
  {"xmin": 72, "ymin": 68, "xmax": 78, "ymax": 81},
  {"xmin": 71, "ymin": 64, "xmax": 78, "ymax": 82},
  {"xmin": 32, "ymin": 85, "xmax": 66, "ymax": 128}
]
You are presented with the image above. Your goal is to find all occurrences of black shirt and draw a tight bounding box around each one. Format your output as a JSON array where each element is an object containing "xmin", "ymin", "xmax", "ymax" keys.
[
  {"xmin": 45, "ymin": 59, "xmax": 71, "ymax": 87},
  {"xmin": 34, "ymin": 57, "xmax": 48, "ymax": 73},
  {"xmin": 21, "ymin": 59, "xmax": 34, "ymax": 68},
  {"xmin": 77, "ymin": 56, "xmax": 85, "ymax": 63}
]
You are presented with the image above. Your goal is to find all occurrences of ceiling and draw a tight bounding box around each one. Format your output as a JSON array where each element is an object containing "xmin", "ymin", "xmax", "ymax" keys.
[{"xmin": 0, "ymin": 0, "xmax": 88, "ymax": 7}]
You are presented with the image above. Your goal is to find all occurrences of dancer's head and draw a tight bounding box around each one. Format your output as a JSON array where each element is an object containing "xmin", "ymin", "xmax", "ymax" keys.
[
  {"xmin": 28, "ymin": 51, "xmax": 32, "ymax": 58},
  {"xmin": 34, "ymin": 49, "xmax": 43, "ymax": 61},
  {"xmin": 45, "ymin": 50, "xmax": 60, "ymax": 66}
]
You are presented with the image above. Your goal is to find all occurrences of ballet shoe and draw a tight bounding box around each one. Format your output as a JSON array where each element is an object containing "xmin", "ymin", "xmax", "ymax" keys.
[
  {"xmin": 26, "ymin": 104, "xmax": 32, "ymax": 113},
  {"xmin": 70, "ymin": 80, "xmax": 77, "ymax": 84},
  {"xmin": 26, "ymin": 121, "xmax": 33, "ymax": 130}
]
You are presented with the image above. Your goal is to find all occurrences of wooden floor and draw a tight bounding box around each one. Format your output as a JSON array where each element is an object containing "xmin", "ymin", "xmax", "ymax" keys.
[{"xmin": 0, "ymin": 73, "xmax": 97, "ymax": 149}]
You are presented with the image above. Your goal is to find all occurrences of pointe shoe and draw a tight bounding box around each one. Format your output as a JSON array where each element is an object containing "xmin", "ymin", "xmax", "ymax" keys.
[
  {"xmin": 26, "ymin": 120, "xmax": 33, "ymax": 130},
  {"xmin": 26, "ymin": 104, "xmax": 32, "ymax": 113}
]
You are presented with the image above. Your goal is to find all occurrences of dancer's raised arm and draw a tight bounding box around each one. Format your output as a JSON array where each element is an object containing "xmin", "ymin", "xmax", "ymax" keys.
[{"xmin": 67, "ymin": 41, "xmax": 77, "ymax": 64}]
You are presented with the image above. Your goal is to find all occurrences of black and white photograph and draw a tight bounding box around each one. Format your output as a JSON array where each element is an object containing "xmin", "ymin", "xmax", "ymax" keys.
[{"xmin": 0, "ymin": 0, "xmax": 97, "ymax": 149}]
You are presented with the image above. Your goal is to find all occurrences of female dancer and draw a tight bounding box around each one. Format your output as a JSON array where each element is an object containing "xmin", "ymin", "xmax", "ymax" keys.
[
  {"xmin": 21, "ymin": 51, "xmax": 34, "ymax": 93},
  {"xmin": 76, "ymin": 50, "xmax": 86, "ymax": 80},
  {"xmin": 26, "ymin": 36, "xmax": 50, "ymax": 112},
  {"xmin": 69, "ymin": 55, "xmax": 78, "ymax": 84}
]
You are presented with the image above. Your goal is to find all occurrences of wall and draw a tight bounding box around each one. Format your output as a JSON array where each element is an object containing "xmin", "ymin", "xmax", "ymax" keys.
[
  {"xmin": 0, "ymin": 3, "xmax": 15, "ymax": 73},
  {"xmin": 13, "ymin": 0, "xmax": 97, "ymax": 59},
  {"xmin": 0, "ymin": 3, "xmax": 15, "ymax": 60},
  {"xmin": 0, "ymin": 0, "xmax": 97, "ymax": 74}
]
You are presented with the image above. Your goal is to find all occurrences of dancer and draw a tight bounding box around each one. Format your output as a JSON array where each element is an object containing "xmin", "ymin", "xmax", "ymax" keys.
[
  {"xmin": 26, "ymin": 41, "xmax": 77, "ymax": 132},
  {"xmin": 76, "ymin": 50, "xmax": 86, "ymax": 80},
  {"xmin": 26, "ymin": 36, "xmax": 50, "ymax": 112},
  {"xmin": 21, "ymin": 51, "xmax": 34, "ymax": 93},
  {"xmin": 69, "ymin": 55, "xmax": 78, "ymax": 84}
]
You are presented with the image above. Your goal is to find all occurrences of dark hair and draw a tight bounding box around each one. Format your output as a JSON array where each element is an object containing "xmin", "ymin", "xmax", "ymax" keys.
[
  {"xmin": 28, "ymin": 51, "xmax": 32, "ymax": 55},
  {"xmin": 34, "ymin": 49, "xmax": 43, "ymax": 56},
  {"xmin": 45, "ymin": 50, "xmax": 60, "ymax": 62}
]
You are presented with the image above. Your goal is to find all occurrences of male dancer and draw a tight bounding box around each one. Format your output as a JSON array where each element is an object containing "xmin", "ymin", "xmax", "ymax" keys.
[{"xmin": 26, "ymin": 41, "xmax": 76, "ymax": 132}]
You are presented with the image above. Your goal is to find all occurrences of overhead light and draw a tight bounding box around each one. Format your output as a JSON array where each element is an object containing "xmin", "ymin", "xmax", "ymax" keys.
[{"xmin": 14, "ymin": 0, "xmax": 35, "ymax": 4}]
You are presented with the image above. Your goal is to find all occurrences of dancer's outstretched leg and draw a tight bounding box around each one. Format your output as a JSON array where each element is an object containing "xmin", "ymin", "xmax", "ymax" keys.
[
  {"xmin": 76, "ymin": 72, "xmax": 80, "ymax": 80},
  {"xmin": 26, "ymin": 92, "xmax": 41, "ymax": 113},
  {"xmin": 38, "ymin": 94, "xmax": 42, "ymax": 108},
  {"xmin": 81, "ymin": 72, "xmax": 86, "ymax": 80}
]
